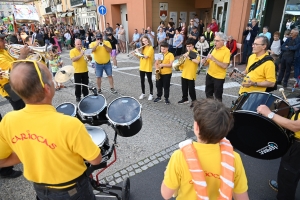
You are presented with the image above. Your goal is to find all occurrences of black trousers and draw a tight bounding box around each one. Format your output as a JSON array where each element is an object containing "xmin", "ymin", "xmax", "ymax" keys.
[
  {"xmin": 156, "ymin": 73, "xmax": 172, "ymax": 99},
  {"xmin": 0, "ymin": 97, "xmax": 25, "ymax": 176},
  {"xmin": 181, "ymin": 77, "xmax": 196, "ymax": 101},
  {"xmin": 74, "ymin": 72, "xmax": 89, "ymax": 98},
  {"xmin": 278, "ymin": 56, "xmax": 294, "ymax": 85},
  {"xmin": 277, "ymin": 141, "xmax": 300, "ymax": 200},
  {"xmin": 140, "ymin": 70, "xmax": 153, "ymax": 95},
  {"xmin": 242, "ymin": 40, "xmax": 253, "ymax": 63},
  {"xmin": 205, "ymin": 73, "xmax": 225, "ymax": 102}
]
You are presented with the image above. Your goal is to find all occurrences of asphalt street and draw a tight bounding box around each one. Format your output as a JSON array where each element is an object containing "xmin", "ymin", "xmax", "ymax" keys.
[{"xmin": 1, "ymin": 48, "xmax": 300, "ymax": 200}]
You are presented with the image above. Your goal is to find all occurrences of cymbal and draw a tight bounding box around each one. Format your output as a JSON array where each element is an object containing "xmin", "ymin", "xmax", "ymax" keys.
[{"xmin": 55, "ymin": 65, "xmax": 74, "ymax": 83}]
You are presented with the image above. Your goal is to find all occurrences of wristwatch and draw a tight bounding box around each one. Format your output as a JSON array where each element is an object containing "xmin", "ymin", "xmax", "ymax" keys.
[{"xmin": 267, "ymin": 112, "xmax": 275, "ymax": 119}]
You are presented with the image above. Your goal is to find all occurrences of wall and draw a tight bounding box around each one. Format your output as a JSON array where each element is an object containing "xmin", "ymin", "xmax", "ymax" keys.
[
  {"xmin": 195, "ymin": 0, "xmax": 213, "ymax": 9},
  {"xmin": 263, "ymin": 0, "xmax": 285, "ymax": 34}
]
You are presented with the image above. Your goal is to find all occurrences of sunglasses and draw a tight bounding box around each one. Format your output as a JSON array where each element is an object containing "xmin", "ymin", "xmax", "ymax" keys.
[{"xmin": 12, "ymin": 60, "xmax": 45, "ymax": 88}]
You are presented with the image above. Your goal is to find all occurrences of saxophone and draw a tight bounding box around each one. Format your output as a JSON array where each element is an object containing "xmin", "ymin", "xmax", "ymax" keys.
[
  {"xmin": 81, "ymin": 47, "xmax": 90, "ymax": 63},
  {"xmin": 155, "ymin": 53, "xmax": 163, "ymax": 80}
]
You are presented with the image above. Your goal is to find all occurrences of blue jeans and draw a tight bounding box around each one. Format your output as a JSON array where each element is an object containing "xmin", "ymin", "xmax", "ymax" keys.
[
  {"xmin": 95, "ymin": 61, "xmax": 112, "ymax": 77},
  {"xmin": 34, "ymin": 176, "xmax": 96, "ymax": 200},
  {"xmin": 294, "ymin": 56, "xmax": 300, "ymax": 79}
]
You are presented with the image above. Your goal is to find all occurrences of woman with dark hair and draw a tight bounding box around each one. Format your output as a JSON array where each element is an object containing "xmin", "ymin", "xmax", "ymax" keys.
[
  {"xmin": 166, "ymin": 22, "xmax": 175, "ymax": 53},
  {"xmin": 172, "ymin": 28, "xmax": 184, "ymax": 57}
]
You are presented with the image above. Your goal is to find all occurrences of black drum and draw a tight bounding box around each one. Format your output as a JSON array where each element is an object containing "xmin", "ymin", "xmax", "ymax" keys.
[
  {"xmin": 78, "ymin": 95, "xmax": 107, "ymax": 120},
  {"xmin": 56, "ymin": 102, "xmax": 77, "ymax": 117},
  {"xmin": 107, "ymin": 97, "xmax": 142, "ymax": 137},
  {"xmin": 227, "ymin": 92, "xmax": 294, "ymax": 160}
]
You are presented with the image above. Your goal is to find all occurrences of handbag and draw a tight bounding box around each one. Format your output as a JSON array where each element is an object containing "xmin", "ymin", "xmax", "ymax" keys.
[{"xmin": 3, "ymin": 83, "xmax": 21, "ymax": 102}]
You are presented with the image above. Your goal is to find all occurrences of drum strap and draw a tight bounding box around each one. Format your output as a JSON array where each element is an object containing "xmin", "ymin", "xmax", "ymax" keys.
[{"xmin": 247, "ymin": 55, "xmax": 274, "ymax": 73}]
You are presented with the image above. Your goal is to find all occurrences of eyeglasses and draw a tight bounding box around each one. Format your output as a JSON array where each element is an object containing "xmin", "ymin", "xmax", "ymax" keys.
[
  {"xmin": 252, "ymin": 43, "xmax": 265, "ymax": 46},
  {"xmin": 186, "ymin": 45, "xmax": 193, "ymax": 48},
  {"xmin": 12, "ymin": 60, "xmax": 45, "ymax": 88}
]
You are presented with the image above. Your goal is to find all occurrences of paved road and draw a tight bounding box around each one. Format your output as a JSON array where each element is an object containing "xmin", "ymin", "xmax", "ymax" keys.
[{"xmin": 1, "ymin": 48, "xmax": 300, "ymax": 200}]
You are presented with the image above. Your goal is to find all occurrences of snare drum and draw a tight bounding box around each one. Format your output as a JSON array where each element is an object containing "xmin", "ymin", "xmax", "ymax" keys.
[
  {"xmin": 85, "ymin": 126, "xmax": 110, "ymax": 155},
  {"xmin": 228, "ymin": 92, "xmax": 294, "ymax": 160},
  {"xmin": 56, "ymin": 103, "xmax": 77, "ymax": 117},
  {"xmin": 107, "ymin": 97, "xmax": 142, "ymax": 137},
  {"xmin": 78, "ymin": 95, "xmax": 107, "ymax": 120}
]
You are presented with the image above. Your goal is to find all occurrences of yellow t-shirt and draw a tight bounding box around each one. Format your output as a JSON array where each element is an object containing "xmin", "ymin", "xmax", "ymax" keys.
[
  {"xmin": 0, "ymin": 49, "xmax": 16, "ymax": 97},
  {"xmin": 0, "ymin": 104, "xmax": 100, "ymax": 184},
  {"xmin": 140, "ymin": 46, "xmax": 154, "ymax": 72},
  {"xmin": 70, "ymin": 48, "xmax": 88, "ymax": 73},
  {"xmin": 239, "ymin": 52, "xmax": 276, "ymax": 94},
  {"xmin": 163, "ymin": 142, "xmax": 248, "ymax": 200},
  {"xmin": 207, "ymin": 46, "xmax": 230, "ymax": 79},
  {"xmin": 89, "ymin": 40, "xmax": 112, "ymax": 64},
  {"xmin": 179, "ymin": 49, "xmax": 200, "ymax": 80},
  {"xmin": 290, "ymin": 114, "xmax": 300, "ymax": 139},
  {"xmin": 160, "ymin": 51, "xmax": 175, "ymax": 75}
]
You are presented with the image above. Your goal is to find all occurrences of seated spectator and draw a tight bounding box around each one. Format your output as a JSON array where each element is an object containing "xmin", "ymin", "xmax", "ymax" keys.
[
  {"xmin": 259, "ymin": 26, "xmax": 271, "ymax": 41},
  {"xmin": 157, "ymin": 27, "xmax": 166, "ymax": 52},
  {"xmin": 226, "ymin": 35, "xmax": 237, "ymax": 67},
  {"xmin": 129, "ymin": 29, "xmax": 141, "ymax": 49},
  {"xmin": 195, "ymin": 36, "xmax": 209, "ymax": 56}
]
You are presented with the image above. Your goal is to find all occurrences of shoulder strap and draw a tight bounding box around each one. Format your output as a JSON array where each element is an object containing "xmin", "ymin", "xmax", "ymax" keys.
[
  {"xmin": 294, "ymin": 110, "xmax": 300, "ymax": 121},
  {"xmin": 248, "ymin": 55, "xmax": 274, "ymax": 73}
]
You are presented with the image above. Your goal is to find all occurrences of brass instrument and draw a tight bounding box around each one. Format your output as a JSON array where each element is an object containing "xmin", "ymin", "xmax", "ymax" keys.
[
  {"xmin": 0, "ymin": 68, "xmax": 10, "ymax": 79},
  {"xmin": 5, "ymin": 44, "xmax": 53, "ymax": 62},
  {"xmin": 155, "ymin": 53, "xmax": 163, "ymax": 80},
  {"xmin": 127, "ymin": 44, "xmax": 148, "ymax": 58},
  {"xmin": 81, "ymin": 47, "xmax": 90, "ymax": 63},
  {"xmin": 172, "ymin": 55, "xmax": 186, "ymax": 71}
]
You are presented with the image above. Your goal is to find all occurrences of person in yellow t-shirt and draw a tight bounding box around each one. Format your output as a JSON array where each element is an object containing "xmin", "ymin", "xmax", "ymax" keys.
[
  {"xmin": 153, "ymin": 41, "xmax": 174, "ymax": 104},
  {"xmin": 89, "ymin": 33, "xmax": 117, "ymax": 94},
  {"xmin": 0, "ymin": 33, "xmax": 30, "ymax": 179},
  {"xmin": 202, "ymin": 32, "xmax": 230, "ymax": 102},
  {"xmin": 238, "ymin": 36, "xmax": 276, "ymax": 95},
  {"xmin": 161, "ymin": 99, "xmax": 249, "ymax": 200},
  {"xmin": 257, "ymin": 105, "xmax": 300, "ymax": 199},
  {"xmin": 70, "ymin": 39, "xmax": 89, "ymax": 102},
  {"xmin": 178, "ymin": 38, "xmax": 200, "ymax": 108},
  {"xmin": 0, "ymin": 61, "xmax": 102, "ymax": 200},
  {"xmin": 135, "ymin": 36, "xmax": 154, "ymax": 100}
]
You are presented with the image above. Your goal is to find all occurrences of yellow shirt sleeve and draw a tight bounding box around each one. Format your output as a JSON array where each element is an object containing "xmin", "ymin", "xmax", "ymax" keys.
[
  {"xmin": 0, "ymin": 124, "xmax": 13, "ymax": 159},
  {"xmin": 69, "ymin": 49, "xmax": 76, "ymax": 59},
  {"xmin": 69, "ymin": 123, "xmax": 101, "ymax": 161},
  {"xmin": 233, "ymin": 152, "xmax": 248, "ymax": 193},
  {"xmin": 163, "ymin": 150, "xmax": 181, "ymax": 190}
]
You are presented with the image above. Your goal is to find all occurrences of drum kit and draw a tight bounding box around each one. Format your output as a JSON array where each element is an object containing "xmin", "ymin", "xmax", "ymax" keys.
[
  {"xmin": 54, "ymin": 66, "xmax": 143, "ymax": 200},
  {"xmin": 228, "ymin": 91, "xmax": 298, "ymax": 160}
]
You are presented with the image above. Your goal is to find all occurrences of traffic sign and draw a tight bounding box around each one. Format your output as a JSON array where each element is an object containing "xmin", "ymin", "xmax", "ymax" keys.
[{"xmin": 98, "ymin": 5, "xmax": 107, "ymax": 15}]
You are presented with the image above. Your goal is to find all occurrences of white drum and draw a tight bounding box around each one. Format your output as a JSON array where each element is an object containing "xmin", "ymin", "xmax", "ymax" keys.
[{"xmin": 85, "ymin": 126, "xmax": 110, "ymax": 155}]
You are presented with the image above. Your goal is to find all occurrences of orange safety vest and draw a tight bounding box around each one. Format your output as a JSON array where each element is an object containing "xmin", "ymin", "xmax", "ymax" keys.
[{"xmin": 179, "ymin": 138, "xmax": 235, "ymax": 200}]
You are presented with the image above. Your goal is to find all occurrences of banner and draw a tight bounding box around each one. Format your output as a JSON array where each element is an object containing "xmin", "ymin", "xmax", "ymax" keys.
[
  {"xmin": 13, "ymin": 5, "xmax": 39, "ymax": 23},
  {"xmin": 159, "ymin": 3, "xmax": 168, "ymax": 21}
]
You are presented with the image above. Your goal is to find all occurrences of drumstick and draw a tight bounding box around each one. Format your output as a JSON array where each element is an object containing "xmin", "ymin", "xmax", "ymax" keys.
[{"xmin": 279, "ymin": 88, "xmax": 287, "ymax": 101}]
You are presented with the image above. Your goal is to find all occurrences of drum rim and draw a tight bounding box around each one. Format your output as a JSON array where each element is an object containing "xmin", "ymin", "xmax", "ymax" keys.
[
  {"xmin": 55, "ymin": 102, "xmax": 77, "ymax": 117},
  {"xmin": 85, "ymin": 125, "xmax": 108, "ymax": 146},
  {"xmin": 78, "ymin": 94, "xmax": 107, "ymax": 117},
  {"xmin": 106, "ymin": 96, "xmax": 142, "ymax": 126},
  {"xmin": 242, "ymin": 91, "xmax": 291, "ymax": 105}
]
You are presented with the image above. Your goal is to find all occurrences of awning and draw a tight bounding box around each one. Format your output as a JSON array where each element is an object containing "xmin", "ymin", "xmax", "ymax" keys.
[
  {"xmin": 60, "ymin": 13, "xmax": 67, "ymax": 17},
  {"xmin": 285, "ymin": 11, "xmax": 300, "ymax": 16},
  {"xmin": 67, "ymin": 12, "xmax": 74, "ymax": 17}
]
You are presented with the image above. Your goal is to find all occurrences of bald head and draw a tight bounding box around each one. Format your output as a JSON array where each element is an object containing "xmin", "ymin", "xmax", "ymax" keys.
[
  {"xmin": 75, "ymin": 39, "xmax": 82, "ymax": 50},
  {"xmin": 10, "ymin": 61, "xmax": 52, "ymax": 103}
]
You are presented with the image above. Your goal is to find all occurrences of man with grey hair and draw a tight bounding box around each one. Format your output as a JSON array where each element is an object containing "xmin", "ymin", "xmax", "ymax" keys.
[
  {"xmin": 201, "ymin": 32, "xmax": 230, "ymax": 102},
  {"xmin": 277, "ymin": 28, "xmax": 300, "ymax": 88},
  {"xmin": 0, "ymin": 61, "xmax": 102, "ymax": 199}
]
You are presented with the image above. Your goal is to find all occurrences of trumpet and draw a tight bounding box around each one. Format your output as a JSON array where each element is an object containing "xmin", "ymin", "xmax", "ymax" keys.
[{"xmin": 0, "ymin": 69, "xmax": 10, "ymax": 79}]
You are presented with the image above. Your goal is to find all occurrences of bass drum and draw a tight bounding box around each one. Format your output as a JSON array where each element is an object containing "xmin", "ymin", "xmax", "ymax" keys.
[
  {"xmin": 56, "ymin": 102, "xmax": 77, "ymax": 117},
  {"xmin": 228, "ymin": 92, "xmax": 294, "ymax": 160},
  {"xmin": 107, "ymin": 97, "xmax": 142, "ymax": 137}
]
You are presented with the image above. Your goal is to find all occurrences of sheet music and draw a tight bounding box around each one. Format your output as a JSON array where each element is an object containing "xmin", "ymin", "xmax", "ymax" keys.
[
  {"xmin": 84, "ymin": 49, "xmax": 92, "ymax": 55},
  {"xmin": 155, "ymin": 53, "xmax": 163, "ymax": 61}
]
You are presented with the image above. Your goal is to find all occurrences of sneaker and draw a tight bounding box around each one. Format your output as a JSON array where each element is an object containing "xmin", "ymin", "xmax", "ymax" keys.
[
  {"xmin": 110, "ymin": 88, "xmax": 117, "ymax": 94},
  {"xmin": 98, "ymin": 89, "xmax": 102, "ymax": 94},
  {"xmin": 269, "ymin": 180, "xmax": 278, "ymax": 192},
  {"xmin": 0, "ymin": 170, "xmax": 22, "ymax": 179},
  {"xmin": 153, "ymin": 97, "xmax": 162, "ymax": 103},
  {"xmin": 165, "ymin": 98, "xmax": 170, "ymax": 105},
  {"xmin": 139, "ymin": 94, "xmax": 145, "ymax": 99},
  {"xmin": 178, "ymin": 99, "xmax": 189, "ymax": 104},
  {"xmin": 76, "ymin": 97, "xmax": 81, "ymax": 102},
  {"xmin": 148, "ymin": 94, "xmax": 153, "ymax": 100},
  {"xmin": 113, "ymin": 65, "xmax": 118, "ymax": 69},
  {"xmin": 228, "ymin": 64, "xmax": 233, "ymax": 68}
]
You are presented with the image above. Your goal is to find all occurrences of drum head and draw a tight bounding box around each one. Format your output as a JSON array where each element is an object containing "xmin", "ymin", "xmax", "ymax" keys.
[
  {"xmin": 78, "ymin": 95, "xmax": 106, "ymax": 116},
  {"xmin": 85, "ymin": 126, "xmax": 107, "ymax": 146},
  {"xmin": 107, "ymin": 97, "xmax": 141, "ymax": 125},
  {"xmin": 227, "ymin": 111, "xmax": 291, "ymax": 160},
  {"xmin": 56, "ymin": 103, "xmax": 76, "ymax": 117}
]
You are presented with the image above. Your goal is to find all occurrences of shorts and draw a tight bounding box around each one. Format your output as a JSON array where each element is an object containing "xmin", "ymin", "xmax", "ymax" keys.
[
  {"xmin": 66, "ymin": 40, "xmax": 71, "ymax": 45},
  {"xmin": 95, "ymin": 61, "xmax": 112, "ymax": 77},
  {"xmin": 111, "ymin": 49, "xmax": 117, "ymax": 57}
]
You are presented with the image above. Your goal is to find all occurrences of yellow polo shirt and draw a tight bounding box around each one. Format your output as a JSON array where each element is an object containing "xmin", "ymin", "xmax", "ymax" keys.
[
  {"xmin": 179, "ymin": 49, "xmax": 200, "ymax": 80},
  {"xmin": 0, "ymin": 104, "xmax": 100, "ymax": 184},
  {"xmin": 89, "ymin": 40, "xmax": 112, "ymax": 64},
  {"xmin": 160, "ymin": 51, "xmax": 175, "ymax": 75},
  {"xmin": 70, "ymin": 48, "xmax": 88, "ymax": 73},
  {"xmin": 139, "ymin": 46, "xmax": 154, "ymax": 72},
  {"xmin": 0, "ymin": 49, "xmax": 16, "ymax": 97},
  {"xmin": 239, "ymin": 52, "xmax": 276, "ymax": 94},
  {"xmin": 207, "ymin": 46, "xmax": 230, "ymax": 79},
  {"xmin": 163, "ymin": 142, "xmax": 248, "ymax": 200}
]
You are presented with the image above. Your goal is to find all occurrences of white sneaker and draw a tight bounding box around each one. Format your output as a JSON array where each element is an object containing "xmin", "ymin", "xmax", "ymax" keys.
[
  {"xmin": 228, "ymin": 64, "xmax": 233, "ymax": 68},
  {"xmin": 113, "ymin": 65, "xmax": 118, "ymax": 69},
  {"xmin": 139, "ymin": 94, "xmax": 145, "ymax": 99},
  {"xmin": 148, "ymin": 94, "xmax": 153, "ymax": 100}
]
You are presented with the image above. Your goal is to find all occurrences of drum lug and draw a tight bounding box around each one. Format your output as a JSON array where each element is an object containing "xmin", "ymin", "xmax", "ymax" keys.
[{"xmin": 115, "ymin": 143, "xmax": 119, "ymax": 147}]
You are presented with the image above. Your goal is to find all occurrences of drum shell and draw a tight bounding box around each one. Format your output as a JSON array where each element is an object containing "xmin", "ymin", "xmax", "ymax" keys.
[{"xmin": 116, "ymin": 117, "xmax": 143, "ymax": 137}]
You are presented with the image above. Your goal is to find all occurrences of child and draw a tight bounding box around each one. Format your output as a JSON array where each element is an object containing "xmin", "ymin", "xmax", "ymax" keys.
[
  {"xmin": 161, "ymin": 99, "xmax": 249, "ymax": 200},
  {"xmin": 49, "ymin": 47, "xmax": 65, "ymax": 90}
]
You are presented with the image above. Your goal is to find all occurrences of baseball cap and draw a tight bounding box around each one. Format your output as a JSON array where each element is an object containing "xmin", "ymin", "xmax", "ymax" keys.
[
  {"xmin": 96, "ymin": 33, "xmax": 103, "ymax": 39},
  {"xmin": 0, "ymin": 34, "xmax": 7, "ymax": 38}
]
